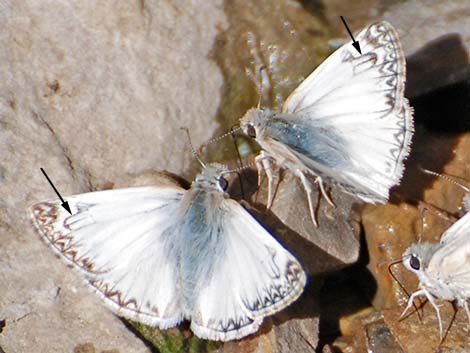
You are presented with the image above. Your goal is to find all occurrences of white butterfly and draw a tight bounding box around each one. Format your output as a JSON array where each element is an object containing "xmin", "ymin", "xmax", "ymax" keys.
[
  {"xmin": 240, "ymin": 21, "xmax": 414, "ymax": 225},
  {"xmin": 399, "ymin": 169, "xmax": 470, "ymax": 338},
  {"xmin": 30, "ymin": 163, "xmax": 306, "ymax": 341},
  {"xmin": 401, "ymin": 211, "xmax": 470, "ymax": 339}
]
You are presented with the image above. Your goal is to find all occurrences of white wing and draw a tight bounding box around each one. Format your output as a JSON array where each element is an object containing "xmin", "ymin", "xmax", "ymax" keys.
[
  {"xmin": 189, "ymin": 199, "xmax": 307, "ymax": 341},
  {"xmin": 31, "ymin": 186, "xmax": 186, "ymax": 328},
  {"xmin": 464, "ymin": 193, "xmax": 470, "ymax": 213},
  {"xmin": 280, "ymin": 21, "xmax": 413, "ymax": 202},
  {"xmin": 427, "ymin": 212, "xmax": 470, "ymax": 295},
  {"xmin": 439, "ymin": 211, "xmax": 470, "ymax": 245}
]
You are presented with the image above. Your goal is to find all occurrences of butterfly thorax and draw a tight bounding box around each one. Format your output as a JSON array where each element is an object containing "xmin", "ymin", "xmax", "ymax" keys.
[
  {"xmin": 179, "ymin": 186, "xmax": 225, "ymax": 228},
  {"xmin": 241, "ymin": 109, "xmax": 304, "ymax": 169},
  {"xmin": 176, "ymin": 170, "xmax": 228, "ymax": 315},
  {"xmin": 419, "ymin": 271, "xmax": 458, "ymax": 301}
]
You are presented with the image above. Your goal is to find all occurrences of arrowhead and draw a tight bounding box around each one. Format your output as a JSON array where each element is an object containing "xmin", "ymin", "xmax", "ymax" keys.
[
  {"xmin": 61, "ymin": 201, "xmax": 72, "ymax": 215},
  {"xmin": 352, "ymin": 41, "xmax": 362, "ymax": 55}
]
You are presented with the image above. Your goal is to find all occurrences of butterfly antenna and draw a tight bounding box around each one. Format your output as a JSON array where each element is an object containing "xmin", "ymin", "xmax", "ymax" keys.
[
  {"xmin": 230, "ymin": 125, "xmax": 246, "ymax": 199},
  {"xmin": 198, "ymin": 125, "xmax": 242, "ymax": 152},
  {"xmin": 257, "ymin": 65, "xmax": 267, "ymax": 108},
  {"xmin": 223, "ymin": 161, "xmax": 255, "ymax": 175},
  {"xmin": 417, "ymin": 202, "xmax": 429, "ymax": 243},
  {"xmin": 420, "ymin": 167, "xmax": 470, "ymax": 193},
  {"xmin": 388, "ymin": 257, "xmax": 423, "ymax": 322},
  {"xmin": 181, "ymin": 127, "xmax": 206, "ymax": 169}
]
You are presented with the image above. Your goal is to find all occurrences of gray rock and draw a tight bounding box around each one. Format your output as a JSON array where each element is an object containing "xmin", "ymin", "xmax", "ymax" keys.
[
  {"xmin": 383, "ymin": 0, "xmax": 470, "ymax": 98},
  {"xmin": 322, "ymin": 0, "xmax": 470, "ymax": 99},
  {"xmin": 250, "ymin": 169, "xmax": 361, "ymax": 275},
  {"xmin": 360, "ymin": 312, "xmax": 405, "ymax": 353},
  {"xmin": 0, "ymin": 1, "xmax": 226, "ymax": 352}
]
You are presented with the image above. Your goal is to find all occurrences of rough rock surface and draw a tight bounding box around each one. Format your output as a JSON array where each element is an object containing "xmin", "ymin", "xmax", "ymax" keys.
[
  {"xmin": 252, "ymin": 170, "xmax": 361, "ymax": 275},
  {"xmin": 383, "ymin": 0, "xmax": 470, "ymax": 98},
  {"xmin": 0, "ymin": 1, "xmax": 225, "ymax": 353}
]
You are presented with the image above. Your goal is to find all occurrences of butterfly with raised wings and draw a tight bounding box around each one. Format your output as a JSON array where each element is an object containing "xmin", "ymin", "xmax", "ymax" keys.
[
  {"xmin": 240, "ymin": 21, "xmax": 414, "ymax": 225},
  {"xmin": 30, "ymin": 163, "xmax": 306, "ymax": 341}
]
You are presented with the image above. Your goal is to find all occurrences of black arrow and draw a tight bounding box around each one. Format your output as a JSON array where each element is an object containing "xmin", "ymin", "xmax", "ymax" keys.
[
  {"xmin": 40, "ymin": 168, "xmax": 72, "ymax": 214},
  {"xmin": 340, "ymin": 16, "xmax": 362, "ymax": 55}
]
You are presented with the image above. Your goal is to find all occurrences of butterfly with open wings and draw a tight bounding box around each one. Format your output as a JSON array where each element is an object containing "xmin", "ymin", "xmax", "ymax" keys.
[{"xmin": 31, "ymin": 163, "xmax": 307, "ymax": 341}]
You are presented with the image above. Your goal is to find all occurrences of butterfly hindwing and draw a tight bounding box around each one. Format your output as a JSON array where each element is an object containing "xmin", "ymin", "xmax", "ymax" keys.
[
  {"xmin": 427, "ymin": 212, "xmax": 470, "ymax": 294},
  {"xmin": 189, "ymin": 199, "xmax": 306, "ymax": 341}
]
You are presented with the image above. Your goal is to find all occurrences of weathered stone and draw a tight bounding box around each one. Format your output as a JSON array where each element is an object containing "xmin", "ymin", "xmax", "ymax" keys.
[
  {"xmin": 251, "ymin": 169, "xmax": 361, "ymax": 275},
  {"xmin": 384, "ymin": 0, "xmax": 470, "ymax": 98},
  {"xmin": 0, "ymin": 1, "xmax": 226, "ymax": 352},
  {"xmin": 383, "ymin": 302, "xmax": 470, "ymax": 353}
]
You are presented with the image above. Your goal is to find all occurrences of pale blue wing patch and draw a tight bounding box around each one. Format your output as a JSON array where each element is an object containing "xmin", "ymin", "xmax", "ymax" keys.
[{"xmin": 264, "ymin": 115, "xmax": 350, "ymax": 173}]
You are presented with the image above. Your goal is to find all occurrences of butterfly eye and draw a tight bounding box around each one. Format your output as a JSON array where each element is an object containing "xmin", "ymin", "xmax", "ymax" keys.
[
  {"xmin": 409, "ymin": 255, "xmax": 420, "ymax": 270},
  {"xmin": 246, "ymin": 124, "xmax": 256, "ymax": 138},
  {"xmin": 218, "ymin": 176, "xmax": 228, "ymax": 191}
]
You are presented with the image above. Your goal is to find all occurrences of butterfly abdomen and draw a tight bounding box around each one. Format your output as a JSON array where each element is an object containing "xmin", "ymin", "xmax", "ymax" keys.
[
  {"xmin": 266, "ymin": 115, "xmax": 350, "ymax": 171},
  {"xmin": 178, "ymin": 190, "xmax": 226, "ymax": 313}
]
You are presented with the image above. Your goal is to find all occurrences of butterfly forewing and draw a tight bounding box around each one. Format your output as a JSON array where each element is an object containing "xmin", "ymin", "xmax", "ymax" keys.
[
  {"xmin": 31, "ymin": 186, "xmax": 187, "ymax": 328},
  {"xmin": 426, "ymin": 212, "xmax": 470, "ymax": 294},
  {"xmin": 270, "ymin": 21, "xmax": 413, "ymax": 203}
]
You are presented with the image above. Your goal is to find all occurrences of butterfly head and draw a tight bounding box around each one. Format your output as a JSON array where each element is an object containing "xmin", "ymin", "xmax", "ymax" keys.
[
  {"xmin": 240, "ymin": 108, "xmax": 272, "ymax": 140},
  {"xmin": 194, "ymin": 163, "xmax": 230, "ymax": 193},
  {"xmin": 402, "ymin": 242, "xmax": 440, "ymax": 274}
]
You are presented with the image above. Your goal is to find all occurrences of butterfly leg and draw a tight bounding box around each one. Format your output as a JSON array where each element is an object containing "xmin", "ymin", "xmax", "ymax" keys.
[
  {"xmin": 424, "ymin": 291, "xmax": 444, "ymax": 341},
  {"xmin": 255, "ymin": 152, "xmax": 266, "ymax": 188},
  {"xmin": 315, "ymin": 177, "xmax": 335, "ymax": 208},
  {"xmin": 296, "ymin": 171, "xmax": 318, "ymax": 227},
  {"xmin": 462, "ymin": 299, "xmax": 470, "ymax": 328},
  {"xmin": 255, "ymin": 151, "xmax": 277, "ymax": 209},
  {"xmin": 400, "ymin": 289, "xmax": 443, "ymax": 338},
  {"xmin": 400, "ymin": 289, "xmax": 426, "ymax": 320}
]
